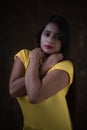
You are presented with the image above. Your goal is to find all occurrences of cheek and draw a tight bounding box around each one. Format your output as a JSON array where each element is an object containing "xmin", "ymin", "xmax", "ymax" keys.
[
  {"xmin": 40, "ymin": 38, "xmax": 44, "ymax": 48},
  {"xmin": 56, "ymin": 43, "xmax": 62, "ymax": 50},
  {"xmin": 40, "ymin": 36, "xmax": 45, "ymax": 45}
]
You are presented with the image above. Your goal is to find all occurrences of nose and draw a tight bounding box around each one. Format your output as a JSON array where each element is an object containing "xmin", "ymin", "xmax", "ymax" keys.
[{"xmin": 48, "ymin": 36, "xmax": 54, "ymax": 44}]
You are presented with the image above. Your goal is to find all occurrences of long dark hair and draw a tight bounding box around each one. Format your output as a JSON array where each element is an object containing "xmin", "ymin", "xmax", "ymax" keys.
[
  {"xmin": 36, "ymin": 14, "xmax": 70, "ymax": 59},
  {"xmin": 66, "ymin": 70, "xmax": 78, "ymax": 130}
]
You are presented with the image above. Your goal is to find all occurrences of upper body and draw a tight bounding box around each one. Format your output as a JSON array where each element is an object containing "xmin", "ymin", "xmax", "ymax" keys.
[{"xmin": 9, "ymin": 15, "xmax": 74, "ymax": 130}]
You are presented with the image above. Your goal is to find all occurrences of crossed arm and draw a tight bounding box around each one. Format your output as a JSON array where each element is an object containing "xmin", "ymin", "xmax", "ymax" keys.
[{"xmin": 9, "ymin": 48, "xmax": 69, "ymax": 103}]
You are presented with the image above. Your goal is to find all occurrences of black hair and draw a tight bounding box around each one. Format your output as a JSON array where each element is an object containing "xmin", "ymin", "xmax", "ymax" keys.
[
  {"xmin": 36, "ymin": 14, "xmax": 70, "ymax": 59},
  {"xmin": 66, "ymin": 71, "xmax": 78, "ymax": 130}
]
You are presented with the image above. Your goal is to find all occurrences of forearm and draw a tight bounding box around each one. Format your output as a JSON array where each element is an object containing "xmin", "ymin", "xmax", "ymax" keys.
[
  {"xmin": 9, "ymin": 77, "xmax": 27, "ymax": 98},
  {"xmin": 25, "ymin": 62, "xmax": 41, "ymax": 103}
]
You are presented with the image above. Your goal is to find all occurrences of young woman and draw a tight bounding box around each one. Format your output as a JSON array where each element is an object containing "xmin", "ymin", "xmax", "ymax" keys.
[{"xmin": 9, "ymin": 15, "xmax": 75, "ymax": 130}]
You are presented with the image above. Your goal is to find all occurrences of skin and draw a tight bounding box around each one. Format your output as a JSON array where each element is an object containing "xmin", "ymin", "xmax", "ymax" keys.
[{"xmin": 9, "ymin": 23, "xmax": 69, "ymax": 103}]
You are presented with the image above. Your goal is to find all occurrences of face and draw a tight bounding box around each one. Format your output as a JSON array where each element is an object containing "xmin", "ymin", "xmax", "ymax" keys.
[{"xmin": 40, "ymin": 23, "xmax": 62, "ymax": 54}]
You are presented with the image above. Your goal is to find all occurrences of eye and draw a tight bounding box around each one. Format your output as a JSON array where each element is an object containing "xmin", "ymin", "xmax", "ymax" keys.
[
  {"xmin": 54, "ymin": 34, "xmax": 61, "ymax": 40},
  {"xmin": 44, "ymin": 32, "xmax": 50, "ymax": 37}
]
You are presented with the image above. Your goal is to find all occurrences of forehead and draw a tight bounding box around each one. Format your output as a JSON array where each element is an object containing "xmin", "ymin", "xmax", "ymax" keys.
[{"xmin": 43, "ymin": 23, "xmax": 59, "ymax": 33}]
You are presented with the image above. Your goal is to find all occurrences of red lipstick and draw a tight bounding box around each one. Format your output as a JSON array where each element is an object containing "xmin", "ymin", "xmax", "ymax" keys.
[{"xmin": 45, "ymin": 45, "xmax": 53, "ymax": 49}]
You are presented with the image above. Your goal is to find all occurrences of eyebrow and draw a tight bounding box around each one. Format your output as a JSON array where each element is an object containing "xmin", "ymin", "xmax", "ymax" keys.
[
  {"xmin": 44, "ymin": 30, "xmax": 60, "ymax": 34},
  {"xmin": 44, "ymin": 30, "xmax": 51, "ymax": 33}
]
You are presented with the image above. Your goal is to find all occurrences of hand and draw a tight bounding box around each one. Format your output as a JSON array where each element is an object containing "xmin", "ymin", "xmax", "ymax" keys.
[
  {"xmin": 30, "ymin": 48, "xmax": 45, "ymax": 64},
  {"xmin": 45, "ymin": 53, "xmax": 63, "ymax": 67}
]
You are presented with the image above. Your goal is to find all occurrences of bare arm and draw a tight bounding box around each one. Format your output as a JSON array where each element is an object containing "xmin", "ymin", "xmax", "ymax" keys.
[
  {"xmin": 25, "ymin": 48, "xmax": 69, "ymax": 103},
  {"xmin": 9, "ymin": 57, "xmax": 27, "ymax": 98}
]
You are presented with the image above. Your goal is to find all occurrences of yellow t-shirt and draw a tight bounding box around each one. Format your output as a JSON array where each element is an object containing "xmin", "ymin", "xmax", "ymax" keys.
[{"xmin": 15, "ymin": 49, "xmax": 74, "ymax": 130}]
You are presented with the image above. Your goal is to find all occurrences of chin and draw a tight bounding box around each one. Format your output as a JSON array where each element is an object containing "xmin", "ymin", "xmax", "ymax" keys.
[
  {"xmin": 44, "ymin": 51, "xmax": 53, "ymax": 55},
  {"xmin": 42, "ymin": 48, "xmax": 53, "ymax": 54}
]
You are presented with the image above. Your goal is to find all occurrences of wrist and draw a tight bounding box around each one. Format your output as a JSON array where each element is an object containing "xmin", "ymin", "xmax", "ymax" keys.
[{"xmin": 30, "ymin": 60, "xmax": 40, "ymax": 68}]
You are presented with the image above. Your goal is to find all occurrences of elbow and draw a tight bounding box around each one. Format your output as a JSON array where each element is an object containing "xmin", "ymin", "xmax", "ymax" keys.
[
  {"xmin": 9, "ymin": 84, "xmax": 16, "ymax": 98},
  {"xmin": 9, "ymin": 88, "xmax": 16, "ymax": 98},
  {"xmin": 29, "ymin": 98, "xmax": 38, "ymax": 104},
  {"xmin": 28, "ymin": 94, "xmax": 39, "ymax": 104},
  {"xmin": 9, "ymin": 92, "xmax": 16, "ymax": 98}
]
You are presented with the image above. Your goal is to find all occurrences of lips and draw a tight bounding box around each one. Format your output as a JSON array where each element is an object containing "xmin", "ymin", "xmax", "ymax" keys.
[{"xmin": 45, "ymin": 45, "xmax": 53, "ymax": 49}]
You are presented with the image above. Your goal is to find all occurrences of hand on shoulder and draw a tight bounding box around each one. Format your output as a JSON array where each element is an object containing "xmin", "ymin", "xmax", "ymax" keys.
[{"xmin": 40, "ymin": 53, "xmax": 63, "ymax": 78}]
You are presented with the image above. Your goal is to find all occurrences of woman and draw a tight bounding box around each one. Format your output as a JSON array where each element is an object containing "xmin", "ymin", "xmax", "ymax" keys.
[{"xmin": 9, "ymin": 14, "xmax": 74, "ymax": 130}]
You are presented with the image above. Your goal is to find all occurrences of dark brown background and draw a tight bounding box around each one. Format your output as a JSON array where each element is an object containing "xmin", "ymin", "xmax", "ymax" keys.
[{"xmin": 0, "ymin": 1, "xmax": 87, "ymax": 130}]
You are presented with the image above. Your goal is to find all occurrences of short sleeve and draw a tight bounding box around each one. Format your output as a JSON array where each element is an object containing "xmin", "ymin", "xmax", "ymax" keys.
[
  {"xmin": 48, "ymin": 60, "xmax": 74, "ymax": 85},
  {"xmin": 14, "ymin": 49, "xmax": 30, "ymax": 70}
]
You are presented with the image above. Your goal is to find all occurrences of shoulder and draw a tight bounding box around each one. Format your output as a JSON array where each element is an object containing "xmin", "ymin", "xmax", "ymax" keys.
[
  {"xmin": 48, "ymin": 60, "xmax": 73, "ymax": 71},
  {"xmin": 14, "ymin": 49, "xmax": 30, "ymax": 58},
  {"xmin": 14, "ymin": 49, "xmax": 30, "ymax": 69},
  {"xmin": 16, "ymin": 49, "xmax": 30, "ymax": 56},
  {"xmin": 48, "ymin": 60, "xmax": 74, "ymax": 85}
]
